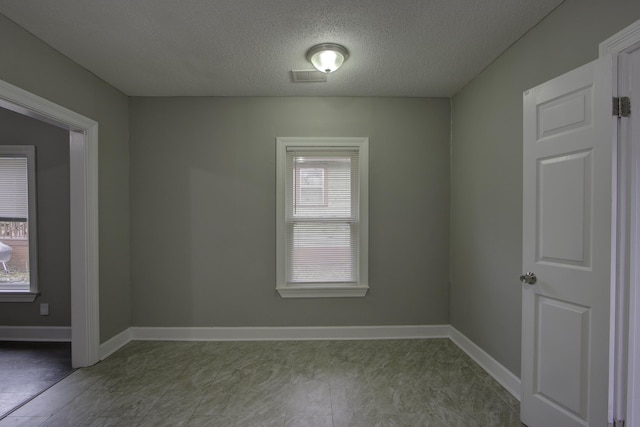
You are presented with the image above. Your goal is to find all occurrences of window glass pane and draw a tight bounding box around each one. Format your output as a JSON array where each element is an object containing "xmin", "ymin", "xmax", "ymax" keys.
[
  {"xmin": 0, "ymin": 221, "xmax": 30, "ymax": 289},
  {"xmin": 0, "ymin": 153, "xmax": 33, "ymax": 292},
  {"xmin": 285, "ymin": 149, "xmax": 360, "ymax": 285},
  {"xmin": 0, "ymin": 157, "xmax": 28, "ymax": 220},
  {"xmin": 287, "ymin": 222, "xmax": 357, "ymax": 283},
  {"xmin": 291, "ymin": 155, "xmax": 355, "ymax": 218},
  {"xmin": 298, "ymin": 167, "xmax": 325, "ymax": 205}
]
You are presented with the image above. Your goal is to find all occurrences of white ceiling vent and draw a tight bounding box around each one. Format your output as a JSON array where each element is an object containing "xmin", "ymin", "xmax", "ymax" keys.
[{"xmin": 291, "ymin": 70, "xmax": 327, "ymax": 83}]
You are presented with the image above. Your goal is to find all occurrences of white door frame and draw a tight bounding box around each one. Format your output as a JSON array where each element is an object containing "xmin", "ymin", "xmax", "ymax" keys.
[
  {"xmin": 600, "ymin": 18, "xmax": 640, "ymax": 426},
  {"xmin": 0, "ymin": 79, "xmax": 100, "ymax": 368}
]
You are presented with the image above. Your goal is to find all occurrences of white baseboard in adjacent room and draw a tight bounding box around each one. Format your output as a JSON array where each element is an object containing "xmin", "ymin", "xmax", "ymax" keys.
[
  {"xmin": 0, "ymin": 326, "xmax": 71, "ymax": 342},
  {"xmin": 449, "ymin": 326, "xmax": 521, "ymax": 400}
]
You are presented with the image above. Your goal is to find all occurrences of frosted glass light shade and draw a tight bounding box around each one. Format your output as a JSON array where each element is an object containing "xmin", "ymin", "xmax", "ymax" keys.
[{"xmin": 306, "ymin": 43, "xmax": 349, "ymax": 74}]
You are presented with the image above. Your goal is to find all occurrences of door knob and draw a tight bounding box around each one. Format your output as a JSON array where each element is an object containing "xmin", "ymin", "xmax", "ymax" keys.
[{"xmin": 520, "ymin": 272, "xmax": 537, "ymax": 285}]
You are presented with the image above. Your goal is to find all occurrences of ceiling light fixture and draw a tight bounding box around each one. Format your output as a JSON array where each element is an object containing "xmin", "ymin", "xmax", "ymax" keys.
[{"xmin": 306, "ymin": 43, "xmax": 349, "ymax": 74}]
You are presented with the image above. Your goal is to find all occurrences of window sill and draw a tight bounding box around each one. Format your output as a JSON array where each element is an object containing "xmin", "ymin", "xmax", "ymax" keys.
[
  {"xmin": 276, "ymin": 284, "xmax": 369, "ymax": 298},
  {"xmin": 0, "ymin": 291, "xmax": 39, "ymax": 302}
]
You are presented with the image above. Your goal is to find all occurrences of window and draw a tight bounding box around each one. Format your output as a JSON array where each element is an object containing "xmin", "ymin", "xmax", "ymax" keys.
[
  {"xmin": 276, "ymin": 137, "xmax": 368, "ymax": 298},
  {"xmin": 0, "ymin": 146, "xmax": 38, "ymax": 302}
]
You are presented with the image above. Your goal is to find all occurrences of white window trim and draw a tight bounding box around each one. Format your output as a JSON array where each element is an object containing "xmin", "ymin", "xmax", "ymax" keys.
[
  {"xmin": 276, "ymin": 137, "xmax": 369, "ymax": 298},
  {"xmin": 0, "ymin": 145, "xmax": 39, "ymax": 302}
]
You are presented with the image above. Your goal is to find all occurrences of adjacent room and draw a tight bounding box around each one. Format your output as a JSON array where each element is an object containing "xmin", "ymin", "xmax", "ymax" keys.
[{"xmin": 0, "ymin": 0, "xmax": 639, "ymax": 426}]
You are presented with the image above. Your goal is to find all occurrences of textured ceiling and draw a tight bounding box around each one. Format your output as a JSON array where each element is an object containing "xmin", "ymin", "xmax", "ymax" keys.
[{"xmin": 0, "ymin": 0, "xmax": 564, "ymax": 97}]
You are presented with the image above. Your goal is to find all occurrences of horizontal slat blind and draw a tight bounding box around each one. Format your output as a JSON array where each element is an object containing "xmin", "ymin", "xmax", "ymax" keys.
[
  {"xmin": 0, "ymin": 157, "xmax": 28, "ymax": 221},
  {"xmin": 285, "ymin": 149, "xmax": 359, "ymax": 283}
]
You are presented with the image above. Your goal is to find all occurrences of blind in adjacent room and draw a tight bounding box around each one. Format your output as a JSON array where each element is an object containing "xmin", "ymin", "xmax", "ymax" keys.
[
  {"xmin": 0, "ymin": 156, "xmax": 28, "ymax": 221},
  {"xmin": 285, "ymin": 148, "xmax": 360, "ymax": 283}
]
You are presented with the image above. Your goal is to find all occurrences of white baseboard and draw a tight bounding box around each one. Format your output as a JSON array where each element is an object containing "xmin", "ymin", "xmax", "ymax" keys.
[
  {"xmin": 130, "ymin": 324, "xmax": 451, "ymax": 341},
  {"xmin": 0, "ymin": 326, "xmax": 71, "ymax": 342},
  {"xmin": 96, "ymin": 324, "xmax": 521, "ymax": 402},
  {"xmin": 99, "ymin": 327, "xmax": 132, "ymax": 360},
  {"xmin": 97, "ymin": 325, "xmax": 448, "ymax": 364},
  {"xmin": 449, "ymin": 326, "xmax": 521, "ymax": 400},
  {"xmin": 98, "ymin": 325, "xmax": 449, "ymax": 356}
]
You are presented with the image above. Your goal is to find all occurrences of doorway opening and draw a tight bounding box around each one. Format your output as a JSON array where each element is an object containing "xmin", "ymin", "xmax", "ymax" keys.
[{"xmin": 0, "ymin": 79, "xmax": 100, "ymax": 368}]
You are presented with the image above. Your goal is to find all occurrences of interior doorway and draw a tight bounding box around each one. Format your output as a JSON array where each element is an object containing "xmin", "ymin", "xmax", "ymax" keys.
[{"xmin": 0, "ymin": 79, "xmax": 100, "ymax": 368}]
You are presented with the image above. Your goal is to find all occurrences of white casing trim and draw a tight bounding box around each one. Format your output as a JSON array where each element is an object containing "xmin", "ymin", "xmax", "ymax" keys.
[
  {"xmin": 600, "ymin": 18, "xmax": 640, "ymax": 57},
  {"xmin": 601, "ymin": 18, "xmax": 640, "ymax": 426},
  {"xmin": 627, "ymin": 45, "xmax": 640, "ymax": 427},
  {"xmin": 275, "ymin": 285, "xmax": 369, "ymax": 298},
  {"xmin": 0, "ymin": 79, "xmax": 100, "ymax": 368},
  {"xmin": 0, "ymin": 326, "xmax": 71, "ymax": 342},
  {"xmin": 275, "ymin": 137, "xmax": 369, "ymax": 299},
  {"xmin": 449, "ymin": 326, "xmax": 521, "ymax": 400}
]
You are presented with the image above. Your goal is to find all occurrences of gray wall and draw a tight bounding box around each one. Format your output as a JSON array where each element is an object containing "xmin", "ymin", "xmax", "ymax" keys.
[
  {"xmin": 130, "ymin": 97, "xmax": 450, "ymax": 327},
  {"xmin": 7, "ymin": 0, "xmax": 635, "ymax": 359},
  {"xmin": 0, "ymin": 15, "xmax": 130, "ymax": 342},
  {"xmin": 450, "ymin": 0, "xmax": 640, "ymax": 376},
  {"xmin": 0, "ymin": 108, "xmax": 70, "ymax": 326}
]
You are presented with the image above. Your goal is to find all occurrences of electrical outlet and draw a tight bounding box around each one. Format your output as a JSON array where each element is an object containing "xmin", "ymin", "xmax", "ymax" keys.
[{"xmin": 40, "ymin": 303, "xmax": 49, "ymax": 316}]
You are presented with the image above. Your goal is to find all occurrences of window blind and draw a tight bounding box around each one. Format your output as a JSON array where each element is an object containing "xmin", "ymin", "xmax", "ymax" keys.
[
  {"xmin": 285, "ymin": 149, "xmax": 359, "ymax": 283},
  {"xmin": 0, "ymin": 157, "xmax": 29, "ymax": 221}
]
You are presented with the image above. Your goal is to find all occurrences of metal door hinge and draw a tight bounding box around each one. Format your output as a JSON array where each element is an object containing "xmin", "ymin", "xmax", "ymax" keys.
[{"xmin": 613, "ymin": 97, "xmax": 631, "ymax": 117}]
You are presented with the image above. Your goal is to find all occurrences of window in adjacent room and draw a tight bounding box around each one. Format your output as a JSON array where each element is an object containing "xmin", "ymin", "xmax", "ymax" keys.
[
  {"xmin": 276, "ymin": 137, "xmax": 368, "ymax": 298},
  {"xmin": 0, "ymin": 145, "xmax": 38, "ymax": 302}
]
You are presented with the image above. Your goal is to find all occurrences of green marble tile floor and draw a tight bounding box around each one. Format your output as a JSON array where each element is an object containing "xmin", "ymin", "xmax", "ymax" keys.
[{"xmin": 0, "ymin": 339, "xmax": 524, "ymax": 426}]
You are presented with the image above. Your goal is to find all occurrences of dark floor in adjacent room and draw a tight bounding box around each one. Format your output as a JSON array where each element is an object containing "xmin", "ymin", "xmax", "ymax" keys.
[{"xmin": 0, "ymin": 342, "xmax": 74, "ymax": 419}]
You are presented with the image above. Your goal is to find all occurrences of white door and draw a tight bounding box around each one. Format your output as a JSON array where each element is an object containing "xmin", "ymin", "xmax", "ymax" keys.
[{"xmin": 521, "ymin": 56, "xmax": 616, "ymax": 426}]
